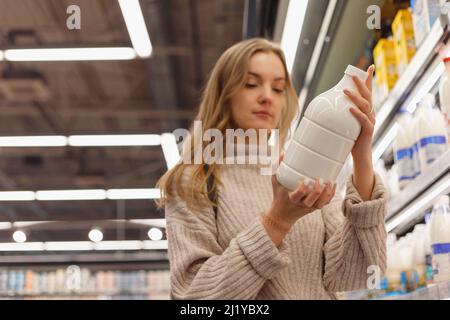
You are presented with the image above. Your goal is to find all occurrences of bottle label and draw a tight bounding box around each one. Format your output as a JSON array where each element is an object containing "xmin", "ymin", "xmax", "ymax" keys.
[
  {"xmin": 395, "ymin": 147, "xmax": 417, "ymax": 181},
  {"xmin": 431, "ymin": 243, "xmax": 450, "ymax": 283},
  {"xmin": 419, "ymin": 135, "xmax": 447, "ymax": 164}
]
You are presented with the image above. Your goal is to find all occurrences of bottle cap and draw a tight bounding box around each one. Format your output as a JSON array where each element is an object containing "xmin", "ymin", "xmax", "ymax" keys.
[
  {"xmin": 443, "ymin": 57, "xmax": 450, "ymax": 63},
  {"xmin": 344, "ymin": 65, "xmax": 367, "ymax": 81}
]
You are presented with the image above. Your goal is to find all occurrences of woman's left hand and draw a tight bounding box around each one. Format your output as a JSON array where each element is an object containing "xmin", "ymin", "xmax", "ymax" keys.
[{"xmin": 344, "ymin": 64, "xmax": 375, "ymax": 165}]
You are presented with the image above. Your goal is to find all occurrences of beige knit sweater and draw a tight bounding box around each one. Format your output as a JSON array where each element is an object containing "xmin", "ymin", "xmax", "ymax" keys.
[{"xmin": 165, "ymin": 161, "xmax": 387, "ymax": 300}]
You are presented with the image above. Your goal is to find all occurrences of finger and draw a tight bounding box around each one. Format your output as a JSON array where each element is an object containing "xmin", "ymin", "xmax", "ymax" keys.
[
  {"xmin": 301, "ymin": 180, "xmax": 324, "ymax": 208},
  {"xmin": 349, "ymin": 107, "xmax": 374, "ymax": 133},
  {"xmin": 365, "ymin": 64, "xmax": 374, "ymax": 92},
  {"xmin": 314, "ymin": 182, "xmax": 335, "ymax": 209},
  {"xmin": 288, "ymin": 181, "xmax": 308, "ymax": 203},
  {"xmin": 351, "ymin": 75, "xmax": 371, "ymax": 101},
  {"xmin": 344, "ymin": 89, "xmax": 371, "ymax": 114}
]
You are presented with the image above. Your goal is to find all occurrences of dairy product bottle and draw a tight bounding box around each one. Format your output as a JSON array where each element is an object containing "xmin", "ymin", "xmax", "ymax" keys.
[
  {"xmin": 393, "ymin": 110, "xmax": 420, "ymax": 188},
  {"xmin": 413, "ymin": 94, "xmax": 448, "ymax": 172},
  {"xmin": 439, "ymin": 57, "xmax": 450, "ymax": 140},
  {"xmin": 277, "ymin": 65, "xmax": 367, "ymax": 190},
  {"xmin": 429, "ymin": 195, "xmax": 450, "ymax": 283},
  {"xmin": 412, "ymin": 224, "xmax": 427, "ymax": 287}
]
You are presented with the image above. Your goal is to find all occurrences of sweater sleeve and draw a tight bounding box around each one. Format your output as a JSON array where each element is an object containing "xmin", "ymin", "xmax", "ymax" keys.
[
  {"xmin": 321, "ymin": 173, "xmax": 388, "ymax": 292},
  {"xmin": 165, "ymin": 195, "xmax": 291, "ymax": 300}
]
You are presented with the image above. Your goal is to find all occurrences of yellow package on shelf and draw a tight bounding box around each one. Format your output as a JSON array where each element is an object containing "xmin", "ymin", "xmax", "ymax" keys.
[
  {"xmin": 392, "ymin": 8, "xmax": 416, "ymax": 75},
  {"xmin": 374, "ymin": 38, "xmax": 398, "ymax": 95}
]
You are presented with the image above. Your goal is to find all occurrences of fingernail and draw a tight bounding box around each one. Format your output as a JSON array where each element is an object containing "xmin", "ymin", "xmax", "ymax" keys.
[{"xmin": 319, "ymin": 178, "xmax": 324, "ymax": 186}]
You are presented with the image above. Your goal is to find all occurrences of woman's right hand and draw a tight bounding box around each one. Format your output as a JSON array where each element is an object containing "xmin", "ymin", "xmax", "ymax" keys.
[{"xmin": 261, "ymin": 155, "xmax": 337, "ymax": 246}]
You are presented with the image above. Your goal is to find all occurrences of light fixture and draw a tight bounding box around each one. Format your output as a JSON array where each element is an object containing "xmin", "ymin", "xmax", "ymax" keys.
[
  {"xmin": 406, "ymin": 62, "xmax": 444, "ymax": 114},
  {"xmin": 0, "ymin": 240, "xmax": 168, "ymax": 251},
  {"xmin": 88, "ymin": 228, "xmax": 103, "ymax": 242},
  {"xmin": 0, "ymin": 136, "xmax": 67, "ymax": 147},
  {"xmin": 35, "ymin": 189, "xmax": 107, "ymax": 201},
  {"xmin": 106, "ymin": 188, "xmax": 161, "ymax": 200},
  {"xmin": 118, "ymin": 0, "xmax": 152, "ymax": 58},
  {"xmin": 68, "ymin": 134, "xmax": 161, "ymax": 146},
  {"xmin": 0, "ymin": 191, "xmax": 35, "ymax": 201},
  {"xmin": 280, "ymin": 0, "xmax": 309, "ymax": 71},
  {"xmin": 161, "ymin": 133, "xmax": 180, "ymax": 169},
  {"xmin": 386, "ymin": 177, "xmax": 450, "ymax": 232},
  {"xmin": 0, "ymin": 219, "xmax": 166, "ymax": 229},
  {"xmin": 12, "ymin": 230, "xmax": 27, "ymax": 243},
  {"xmin": 0, "ymin": 188, "xmax": 161, "ymax": 201},
  {"xmin": 148, "ymin": 227, "xmax": 163, "ymax": 241},
  {"xmin": 372, "ymin": 123, "xmax": 399, "ymax": 162},
  {"xmin": 4, "ymin": 47, "xmax": 136, "ymax": 62}
]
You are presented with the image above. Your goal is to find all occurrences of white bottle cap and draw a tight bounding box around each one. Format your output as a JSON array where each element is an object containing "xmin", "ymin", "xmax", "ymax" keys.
[
  {"xmin": 420, "ymin": 93, "xmax": 436, "ymax": 108},
  {"xmin": 344, "ymin": 65, "xmax": 367, "ymax": 81}
]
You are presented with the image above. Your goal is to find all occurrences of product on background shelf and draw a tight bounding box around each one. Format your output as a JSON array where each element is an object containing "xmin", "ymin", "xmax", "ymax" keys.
[
  {"xmin": 439, "ymin": 57, "xmax": 450, "ymax": 140},
  {"xmin": 383, "ymin": 233, "xmax": 406, "ymax": 294},
  {"xmin": 410, "ymin": 0, "xmax": 445, "ymax": 48},
  {"xmin": 429, "ymin": 195, "xmax": 450, "ymax": 283},
  {"xmin": 413, "ymin": 94, "xmax": 448, "ymax": 173},
  {"xmin": 374, "ymin": 38, "xmax": 398, "ymax": 95},
  {"xmin": 393, "ymin": 109, "xmax": 421, "ymax": 188},
  {"xmin": 387, "ymin": 164, "xmax": 401, "ymax": 197},
  {"xmin": 276, "ymin": 65, "xmax": 367, "ymax": 190},
  {"xmin": 392, "ymin": 8, "xmax": 416, "ymax": 75},
  {"xmin": 412, "ymin": 224, "xmax": 427, "ymax": 288}
]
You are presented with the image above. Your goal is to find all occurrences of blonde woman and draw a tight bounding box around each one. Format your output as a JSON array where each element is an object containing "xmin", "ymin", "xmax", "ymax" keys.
[{"xmin": 157, "ymin": 38, "xmax": 387, "ymax": 300}]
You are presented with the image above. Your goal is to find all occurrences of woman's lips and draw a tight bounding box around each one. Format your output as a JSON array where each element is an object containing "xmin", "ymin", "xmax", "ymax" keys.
[{"xmin": 253, "ymin": 111, "xmax": 272, "ymax": 119}]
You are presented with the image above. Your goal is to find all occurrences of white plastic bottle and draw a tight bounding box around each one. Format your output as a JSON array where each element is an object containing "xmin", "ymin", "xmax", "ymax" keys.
[
  {"xmin": 277, "ymin": 65, "xmax": 367, "ymax": 190},
  {"xmin": 429, "ymin": 195, "xmax": 450, "ymax": 283},
  {"xmin": 413, "ymin": 94, "xmax": 448, "ymax": 172},
  {"xmin": 439, "ymin": 57, "xmax": 450, "ymax": 141},
  {"xmin": 412, "ymin": 224, "xmax": 427, "ymax": 288},
  {"xmin": 393, "ymin": 110, "xmax": 419, "ymax": 188}
]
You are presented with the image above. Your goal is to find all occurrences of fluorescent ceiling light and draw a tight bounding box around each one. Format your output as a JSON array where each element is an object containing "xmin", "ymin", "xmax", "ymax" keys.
[
  {"xmin": 0, "ymin": 189, "xmax": 161, "ymax": 201},
  {"xmin": 95, "ymin": 240, "xmax": 142, "ymax": 251},
  {"xmin": 280, "ymin": 0, "xmax": 309, "ymax": 71},
  {"xmin": 45, "ymin": 241, "xmax": 94, "ymax": 251},
  {"xmin": 0, "ymin": 240, "xmax": 168, "ymax": 251},
  {"xmin": 4, "ymin": 47, "xmax": 136, "ymax": 62},
  {"xmin": 0, "ymin": 136, "xmax": 67, "ymax": 147},
  {"xmin": 0, "ymin": 222, "xmax": 12, "ymax": 230},
  {"xmin": 1, "ymin": 219, "xmax": 166, "ymax": 229},
  {"xmin": 68, "ymin": 134, "xmax": 161, "ymax": 146},
  {"xmin": 35, "ymin": 189, "xmax": 107, "ymax": 201},
  {"xmin": 0, "ymin": 242, "xmax": 44, "ymax": 251},
  {"xmin": 118, "ymin": 0, "xmax": 152, "ymax": 58},
  {"xmin": 0, "ymin": 191, "xmax": 35, "ymax": 201},
  {"xmin": 386, "ymin": 177, "xmax": 450, "ymax": 232},
  {"xmin": 107, "ymin": 188, "xmax": 161, "ymax": 200},
  {"xmin": 161, "ymin": 133, "xmax": 180, "ymax": 169}
]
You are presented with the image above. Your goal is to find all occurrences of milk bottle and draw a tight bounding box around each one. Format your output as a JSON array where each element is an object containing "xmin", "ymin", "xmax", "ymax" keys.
[
  {"xmin": 277, "ymin": 65, "xmax": 368, "ymax": 190},
  {"xmin": 429, "ymin": 195, "xmax": 450, "ymax": 283}
]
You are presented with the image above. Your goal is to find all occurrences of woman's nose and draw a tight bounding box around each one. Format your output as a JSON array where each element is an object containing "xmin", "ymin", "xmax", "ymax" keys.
[{"xmin": 259, "ymin": 85, "xmax": 273, "ymax": 104}]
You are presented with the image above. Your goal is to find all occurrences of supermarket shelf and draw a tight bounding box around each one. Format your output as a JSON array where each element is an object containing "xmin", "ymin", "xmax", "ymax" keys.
[
  {"xmin": 386, "ymin": 150, "xmax": 450, "ymax": 221},
  {"xmin": 340, "ymin": 281, "xmax": 450, "ymax": 300},
  {"xmin": 373, "ymin": 14, "xmax": 449, "ymax": 143}
]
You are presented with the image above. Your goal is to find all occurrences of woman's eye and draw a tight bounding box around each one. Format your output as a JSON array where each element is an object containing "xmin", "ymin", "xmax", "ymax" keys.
[
  {"xmin": 245, "ymin": 83, "xmax": 257, "ymax": 88},
  {"xmin": 273, "ymin": 88, "xmax": 285, "ymax": 93}
]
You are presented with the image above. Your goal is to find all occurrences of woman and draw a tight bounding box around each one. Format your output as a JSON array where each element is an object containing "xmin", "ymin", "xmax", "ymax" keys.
[{"xmin": 157, "ymin": 38, "xmax": 387, "ymax": 300}]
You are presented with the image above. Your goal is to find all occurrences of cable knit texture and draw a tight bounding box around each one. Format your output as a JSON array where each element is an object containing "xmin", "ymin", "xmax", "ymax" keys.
[{"xmin": 165, "ymin": 162, "xmax": 388, "ymax": 300}]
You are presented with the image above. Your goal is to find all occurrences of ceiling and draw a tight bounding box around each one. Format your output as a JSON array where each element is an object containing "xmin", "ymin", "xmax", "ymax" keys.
[{"xmin": 0, "ymin": 0, "xmax": 245, "ymax": 263}]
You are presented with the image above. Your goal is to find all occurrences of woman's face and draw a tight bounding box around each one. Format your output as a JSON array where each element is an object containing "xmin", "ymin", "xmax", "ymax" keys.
[{"xmin": 229, "ymin": 51, "xmax": 287, "ymax": 132}]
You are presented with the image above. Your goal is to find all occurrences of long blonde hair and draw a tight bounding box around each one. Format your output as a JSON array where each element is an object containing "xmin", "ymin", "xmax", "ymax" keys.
[{"xmin": 156, "ymin": 38, "xmax": 298, "ymax": 211}]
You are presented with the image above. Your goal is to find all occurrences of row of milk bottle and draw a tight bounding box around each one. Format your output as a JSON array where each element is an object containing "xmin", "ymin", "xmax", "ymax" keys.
[
  {"xmin": 383, "ymin": 195, "xmax": 450, "ymax": 293},
  {"xmin": 393, "ymin": 94, "xmax": 448, "ymax": 189}
]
